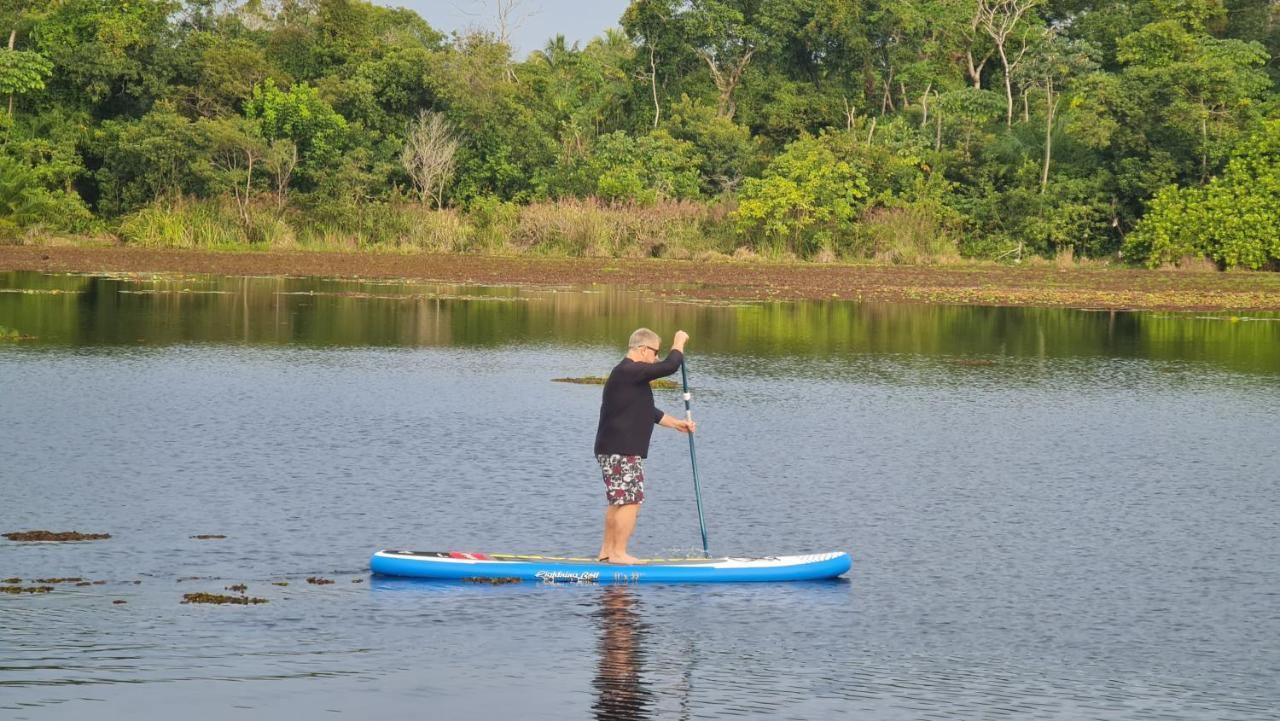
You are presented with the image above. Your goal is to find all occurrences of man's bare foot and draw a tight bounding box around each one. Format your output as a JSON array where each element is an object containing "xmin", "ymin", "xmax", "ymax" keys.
[{"xmin": 607, "ymin": 554, "xmax": 645, "ymax": 565}]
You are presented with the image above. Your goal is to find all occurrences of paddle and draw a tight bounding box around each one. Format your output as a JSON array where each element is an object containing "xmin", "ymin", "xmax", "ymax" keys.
[{"xmin": 680, "ymin": 358, "xmax": 710, "ymax": 558}]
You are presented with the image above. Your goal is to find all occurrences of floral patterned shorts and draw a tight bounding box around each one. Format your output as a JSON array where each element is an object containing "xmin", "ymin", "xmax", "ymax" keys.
[{"xmin": 597, "ymin": 454, "xmax": 645, "ymax": 506}]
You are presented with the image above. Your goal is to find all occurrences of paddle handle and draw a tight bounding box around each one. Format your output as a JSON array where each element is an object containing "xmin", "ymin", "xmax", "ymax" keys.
[{"xmin": 680, "ymin": 359, "xmax": 709, "ymax": 558}]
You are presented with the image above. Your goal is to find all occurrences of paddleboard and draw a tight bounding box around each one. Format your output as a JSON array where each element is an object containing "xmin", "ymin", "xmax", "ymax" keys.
[{"xmin": 370, "ymin": 550, "xmax": 851, "ymax": 584}]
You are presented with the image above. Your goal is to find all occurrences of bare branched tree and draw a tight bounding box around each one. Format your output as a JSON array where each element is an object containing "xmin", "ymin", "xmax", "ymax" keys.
[
  {"xmin": 400, "ymin": 110, "xmax": 459, "ymax": 209},
  {"xmin": 976, "ymin": 0, "xmax": 1042, "ymax": 126},
  {"xmin": 263, "ymin": 139, "xmax": 297, "ymax": 212}
]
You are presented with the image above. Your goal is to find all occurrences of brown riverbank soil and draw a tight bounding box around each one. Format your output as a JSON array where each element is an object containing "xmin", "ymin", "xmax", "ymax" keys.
[{"xmin": 4, "ymin": 246, "xmax": 1280, "ymax": 312}]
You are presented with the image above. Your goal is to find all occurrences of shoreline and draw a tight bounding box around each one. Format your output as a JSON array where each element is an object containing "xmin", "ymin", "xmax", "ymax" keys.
[{"xmin": 3, "ymin": 245, "xmax": 1280, "ymax": 312}]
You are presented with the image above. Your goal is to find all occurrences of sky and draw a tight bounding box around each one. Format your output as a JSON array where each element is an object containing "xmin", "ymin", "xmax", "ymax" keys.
[{"xmin": 375, "ymin": 0, "xmax": 632, "ymax": 57}]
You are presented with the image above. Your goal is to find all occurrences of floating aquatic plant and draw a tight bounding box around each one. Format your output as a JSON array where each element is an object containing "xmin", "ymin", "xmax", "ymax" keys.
[
  {"xmin": 181, "ymin": 592, "xmax": 268, "ymax": 605},
  {"xmin": 190, "ymin": 534, "xmax": 227, "ymax": 540},
  {"xmin": 225, "ymin": 584, "xmax": 248, "ymax": 593},
  {"xmin": 3, "ymin": 531, "xmax": 111, "ymax": 542},
  {"xmin": 1, "ymin": 585, "xmax": 54, "ymax": 594},
  {"xmin": 306, "ymin": 576, "xmax": 334, "ymax": 585}
]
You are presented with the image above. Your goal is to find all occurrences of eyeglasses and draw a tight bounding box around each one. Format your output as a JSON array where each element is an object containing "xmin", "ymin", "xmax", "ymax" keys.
[{"xmin": 645, "ymin": 345, "xmax": 660, "ymax": 354}]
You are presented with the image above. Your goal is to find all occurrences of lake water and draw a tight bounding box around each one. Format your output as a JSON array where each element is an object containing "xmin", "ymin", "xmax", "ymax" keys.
[{"xmin": 1, "ymin": 270, "xmax": 1278, "ymax": 720}]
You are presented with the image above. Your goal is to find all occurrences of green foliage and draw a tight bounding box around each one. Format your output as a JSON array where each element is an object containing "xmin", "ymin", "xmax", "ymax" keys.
[
  {"xmin": 244, "ymin": 78, "xmax": 347, "ymax": 176},
  {"xmin": 34, "ymin": 0, "xmax": 178, "ymax": 111},
  {"xmin": 665, "ymin": 95, "xmax": 759, "ymax": 194},
  {"xmin": 92, "ymin": 105, "xmax": 206, "ymax": 214},
  {"xmin": 0, "ymin": 48, "xmax": 52, "ymax": 98},
  {"xmin": 594, "ymin": 130, "xmax": 703, "ymax": 203},
  {"xmin": 733, "ymin": 131, "xmax": 870, "ymax": 257},
  {"xmin": 1129, "ymin": 120, "xmax": 1280, "ymax": 269},
  {"xmin": 5, "ymin": 0, "xmax": 1280, "ymax": 269},
  {"xmin": 0, "ymin": 155, "xmax": 91, "ymax": 240}
]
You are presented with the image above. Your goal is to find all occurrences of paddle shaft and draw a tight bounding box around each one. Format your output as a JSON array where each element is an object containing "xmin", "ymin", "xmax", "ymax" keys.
[{"xmin": 680, "ymin": 359, "xmax": 710, "ymax": 557}]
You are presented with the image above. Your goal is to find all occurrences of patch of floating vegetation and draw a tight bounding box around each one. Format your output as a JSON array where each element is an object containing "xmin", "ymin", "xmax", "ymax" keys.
[
  {"xmin": 190, "ymin": 534, "xmax": 227, "ymax": 540},
  {"xmin": 3, "ymin": 530, "xmax": 111, "ymax": 542},
  {"xmin": 182, "ymin": 592, "xmax": 268, "ymax": 605},
  {"xmin": 306, "ymin": 577, "xmax": 334, "ymax": 585},
  {"xmin": 113, "ymin": 600, "xmax": 127, "ymax": 605},
  {"xmin": 176, "ymin": 576, "xmax": 210, "ymax": 582},
  {"xmin": 35, "ymin": 578, "xmax": 83, "ymax": 584},
  {"xmin": 1, "ymin": 585, "xmax": 54, "ymax": 594},
  {"xmin": 117, "ymin": 289, "xmax": 231, "ymax": 295},
  {"xmin": 553, "ymin": 377, "xmax": 679, "ymax": 390},
  {"xmin": 0, "ymin": 326, "xmax": 36, "ymax": 341},
  {"xmin": 462, "ymin": 577, "xmax": 522, "ymax": 585},
  {"xmin": 225, "ymin": 584, "xmax": 248, "ymax": 593},
  {"xmin": 0, "ymin": 288, "xmax": 82, "ymax": 295},
  {"xmin": 271, "ymin": 581, "xmax": 289, "ymax": 587},
  {"xmin": 275, "ymin": 290, "xmax": 527, "ymax": 302},
  {"xmin": 351, "ymin": 579, "xmax": 364, "ymax": 584},
  {"xmin": 2, "ymin": 577, "xmax": 21, "ymax": 583},
  {"xmin": 76, "ymin": 581, "xmax": 92, "ymax": 587}
]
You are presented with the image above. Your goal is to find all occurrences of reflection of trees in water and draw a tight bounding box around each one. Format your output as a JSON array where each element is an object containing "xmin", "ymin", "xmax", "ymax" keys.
[
  {"xmin": 5, "ymin": 271, "xmax": 1280, "ymax": 374},
  {"xmin": 592, "ymin": 586, "xmax": 652, "ymax": 721}
]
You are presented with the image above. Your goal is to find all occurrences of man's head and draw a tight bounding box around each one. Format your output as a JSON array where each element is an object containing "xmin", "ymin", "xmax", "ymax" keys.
[{"xmin": 627, "ymin": 327, "xmax": 661, "ymax": 362}]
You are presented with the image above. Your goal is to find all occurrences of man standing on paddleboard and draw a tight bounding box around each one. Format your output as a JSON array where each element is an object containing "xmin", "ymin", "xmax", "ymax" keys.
[{"xmin": 595, "ymin": 328, "xmax": 695, "ymax": 565}]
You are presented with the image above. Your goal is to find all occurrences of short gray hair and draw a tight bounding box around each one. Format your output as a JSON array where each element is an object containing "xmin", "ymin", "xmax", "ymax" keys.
[{"xmin": 628, "ymin": 327, "xmax": 660, "ymax": 349}]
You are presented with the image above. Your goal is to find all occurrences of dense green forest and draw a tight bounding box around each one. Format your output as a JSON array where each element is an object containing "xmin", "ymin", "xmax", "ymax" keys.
[{"xmin": 1, "ymin": 0, "xmax": 1278, "ymax": 267}]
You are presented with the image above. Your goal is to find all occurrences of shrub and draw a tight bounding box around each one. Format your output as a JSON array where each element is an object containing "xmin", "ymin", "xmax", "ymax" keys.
[
  {"xmin": 511, "ymin": 198, "xmax": 717, "ymax": 258},
  {"xmin": 733, "ymin": 131, "xmax": 871, "ymax": 257},
  {"xmin": 0, "ymin": 155, "xmax": 92, "ymax": 242},
  {"xmin": 856, "ymin": 202, "xmax": 962, "ymax": 264},
  {"xmin": 1128, "ymin": 120, "xmax": 1280, "ymax": 269}
]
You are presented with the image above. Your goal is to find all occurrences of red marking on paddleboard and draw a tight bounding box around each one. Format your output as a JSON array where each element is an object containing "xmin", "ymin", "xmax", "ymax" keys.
[{"xmin": 449, "ymin": 552, "xmax": 470, "ymax": 559}]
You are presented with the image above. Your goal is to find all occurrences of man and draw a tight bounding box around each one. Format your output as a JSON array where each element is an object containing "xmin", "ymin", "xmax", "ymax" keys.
[{"xmin": 594, "ymin": 328, "xmax": 695, "ymax": 565}]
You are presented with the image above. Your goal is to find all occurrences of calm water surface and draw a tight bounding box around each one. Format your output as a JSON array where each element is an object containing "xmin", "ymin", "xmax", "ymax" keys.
[{"xmin": 1, "ymin": 271, "xmax": 1278, "ymax": 720}]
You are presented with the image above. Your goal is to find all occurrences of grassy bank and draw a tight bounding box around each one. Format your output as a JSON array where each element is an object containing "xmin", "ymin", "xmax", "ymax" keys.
[{"xmin": 19, "ymin": 196, "xmax": 974, "ymax": 266}]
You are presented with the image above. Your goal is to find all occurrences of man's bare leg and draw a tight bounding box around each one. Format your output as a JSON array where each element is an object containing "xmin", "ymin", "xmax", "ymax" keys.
[
  {"xmin": 606, "ymin": 503, "xmax": 643, "ymax": 564},
  {"xmin": 598, "ymin": 506, "xmax": 616, "ymax": 560}
]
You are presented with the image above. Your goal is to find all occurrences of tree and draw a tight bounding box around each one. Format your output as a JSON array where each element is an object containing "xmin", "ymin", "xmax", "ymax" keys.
[
  {"xmin": 33, "ymin": 0, "xmax": 179, "ymax": 113},
  {"xmin": 622, "ymin": 0, "xmax": 686, "ymax": 128},
  {"xmin": 0, "ymin": 153, "xmax": 90, "ymax": 238},
  {"xmin": 196, "ymin": 116, "xmax": 267, "ymax": 229},
  {"xmin": 244, "ymin": 78, "xmax": 348, "ymax": 186},
  {"xmin": 263, "ymin": 139, "xmax": 298, "ymax": 212},
  {"xmin": 975, "ymin": 0, "xmax": 1044, "ymax": 126},
  {"xmin": 1128, "ymin": 120, "xmax": 1280, "ymax": 269},
  {"xmin": 1020, "ymin": 32, "xmax": 1098, "ymax": 192},
  {"xmin": 400, "ymin": 109, "xmax": 458, "ymax": 208},
  {"xmin": 0, "ymin": 13, "xmax": 51, "ymax": 116},
  {"xmin": 1104, "ymin": 7, "xmax": 1270, "ymax": 220},
  {"xmin": 734, "ymin": 131, "xmax": 871, "ymax": 256}
]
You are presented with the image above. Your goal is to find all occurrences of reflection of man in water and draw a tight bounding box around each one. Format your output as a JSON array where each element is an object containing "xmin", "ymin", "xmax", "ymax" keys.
[{"xmin": 592, "ymin": 587, "xmax": 652, "ymax": 721}]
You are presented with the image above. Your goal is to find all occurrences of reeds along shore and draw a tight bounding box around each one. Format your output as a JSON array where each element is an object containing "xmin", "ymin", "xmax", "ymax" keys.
[{"xmin": 95, "ymin": 195, "xmax": 967, "ymax": 265}]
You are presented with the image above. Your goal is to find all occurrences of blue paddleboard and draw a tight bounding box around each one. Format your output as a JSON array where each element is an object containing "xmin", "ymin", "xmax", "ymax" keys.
[{"xmin": 370, "ymin": 550, "xmax": 851, "ymax": 583}]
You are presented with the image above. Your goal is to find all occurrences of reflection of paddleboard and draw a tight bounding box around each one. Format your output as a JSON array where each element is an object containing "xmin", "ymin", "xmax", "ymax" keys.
[{"xmin": 370, "ymin": 550, "xmax": 851, "ymax": 583}]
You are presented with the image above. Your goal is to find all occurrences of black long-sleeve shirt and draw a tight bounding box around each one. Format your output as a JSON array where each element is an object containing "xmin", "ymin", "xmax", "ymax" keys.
[{"xmin": 593, "ymin": 350, "xmax": 683, "ymax": 457}]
